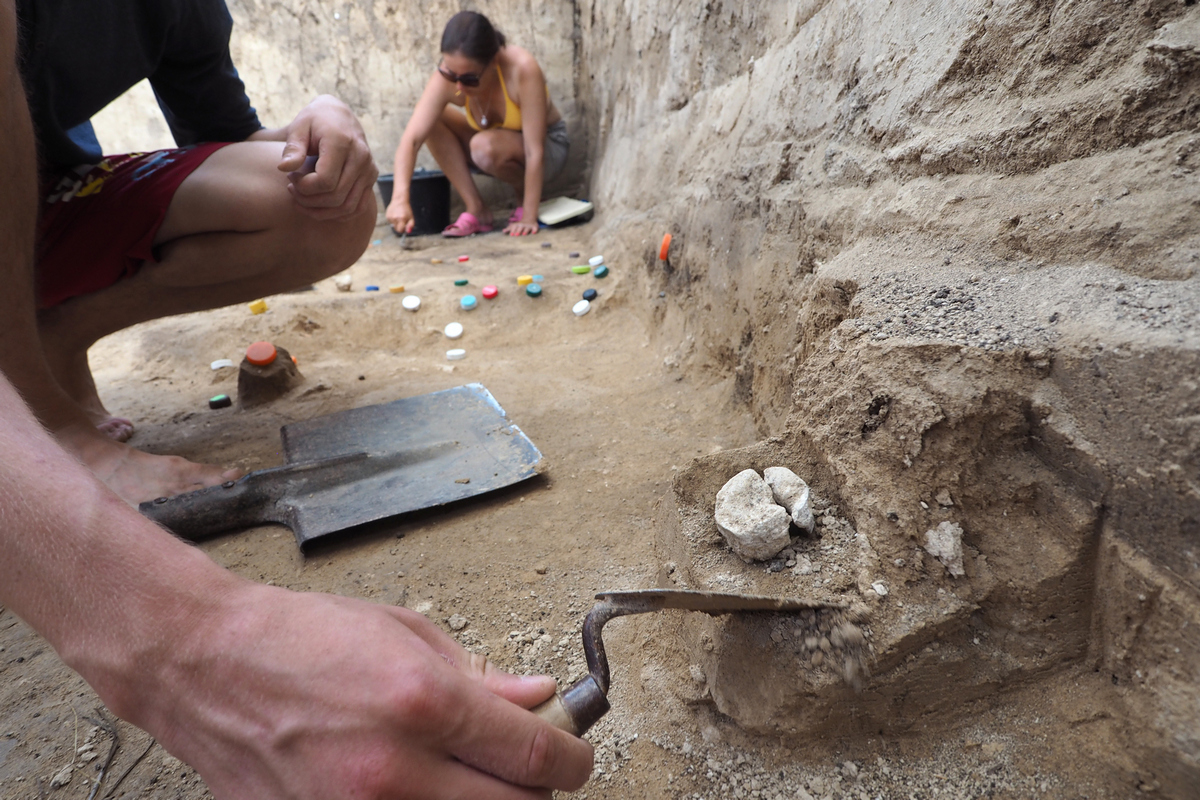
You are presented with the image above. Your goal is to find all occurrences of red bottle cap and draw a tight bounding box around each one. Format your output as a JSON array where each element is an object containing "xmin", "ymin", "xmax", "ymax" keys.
[
  {"xmin": 458, "ymin": 255, "xmax": 470, "ymax": 262},
  {"xmin": 482, "ymin": 285, "xmax": 499, "ymax": 299},
  {"xmin": 245, "ymin": 341, "xmax": 277, "ymax": 366}
]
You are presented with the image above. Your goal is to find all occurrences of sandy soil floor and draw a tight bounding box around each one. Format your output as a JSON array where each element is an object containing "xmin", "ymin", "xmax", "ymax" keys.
[{"xmin": 0, "ymin": 221, "xmax": 1129, "ymax": 798}]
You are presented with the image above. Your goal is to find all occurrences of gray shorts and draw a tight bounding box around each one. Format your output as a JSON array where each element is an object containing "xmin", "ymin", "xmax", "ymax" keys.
[
  {"xmin": 468, "ymin": 120, "xmax": 569, "ymax": 183},
  {"xmin": 543, "ymin": 119, "xmax": 569, "ymax": 182}
]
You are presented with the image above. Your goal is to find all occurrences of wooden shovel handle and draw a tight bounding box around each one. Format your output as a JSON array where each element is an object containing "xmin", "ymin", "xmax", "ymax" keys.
[{"xmin": 531, "ymin": 675, "xmax": 610, "ymax": 737}]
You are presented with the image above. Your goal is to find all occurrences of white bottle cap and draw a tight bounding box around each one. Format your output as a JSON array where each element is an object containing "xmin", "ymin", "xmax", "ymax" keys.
[
  {"xmin": 446, "ymin": 348, "xmax": 466, "ymax": 360},
  {"xmin": 402, "ymin": 295, "xmax": 421, "ymax": 311},
  {"xmin": 444, "ymin": 322, "xmax": 464, "ymax": 339},
  {"xmin": 589, "ymin": 255, "xmax": 605, "ymax": 266},
  {"xmin": 572, "ymin": 299, "xmax": 591, "ymax": 316},
  {"xmin": 210, "ymin": 358, "xmax": 235, "ymax": 370}
]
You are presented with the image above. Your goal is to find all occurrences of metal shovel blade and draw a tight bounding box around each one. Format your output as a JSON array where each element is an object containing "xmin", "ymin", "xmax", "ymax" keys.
[
  {"xmin": 139, "ymin": 383, "xmax": 542, "ymax": 548},
  {"xmin": 592, "ymin": 589, "xmax": 842, "ymax": 615}
]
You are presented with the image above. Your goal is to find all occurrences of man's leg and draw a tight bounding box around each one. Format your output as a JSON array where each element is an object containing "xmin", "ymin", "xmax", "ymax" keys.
[
  {"xmin": 0, "ymin": 3, "xmax": 215, "ymax": 503},
  {"xmin": 40, "ymin": 141, "xmax": 375, "ymax": 346},
  {"xmin": 35, "ymin": 141, "xmax": 375, "ymax": 504}
]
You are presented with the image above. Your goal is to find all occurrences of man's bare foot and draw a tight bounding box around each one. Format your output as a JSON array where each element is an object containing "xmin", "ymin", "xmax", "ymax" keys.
[
  {"xmin": 38, "ymin": 313, "xmax": 138, "ymax": 441},
  {"xmin": 95, "ymin": 416, "xmax": 135, "ymax": 443},
  {"xmin": 55, "ymin": 421, "xmax": 243, "ymax": 505}
]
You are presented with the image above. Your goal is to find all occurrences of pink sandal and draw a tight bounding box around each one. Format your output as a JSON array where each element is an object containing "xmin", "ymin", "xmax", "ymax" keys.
[
  {"xmin": 442, "ymin": 211, "xmax": 493, "ymax": 237},
  {"xmin": 508, "ymin": 207, "xmax": 524, "ymax": 225}
]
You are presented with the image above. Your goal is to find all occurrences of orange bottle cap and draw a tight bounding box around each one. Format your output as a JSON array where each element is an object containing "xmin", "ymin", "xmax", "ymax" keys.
[
  {"xmin": 245, "ymin": 341, "xmax": 277, "ymax": 366},
  {"xmin": 659, "ymin": 233, "xmax": 672, "ymax": 261}
]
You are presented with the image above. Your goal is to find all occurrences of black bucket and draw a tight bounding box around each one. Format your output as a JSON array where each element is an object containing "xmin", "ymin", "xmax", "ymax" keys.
[{"xmin": 377, "ymin": 169, "xmax": 451, "ymax": 235}]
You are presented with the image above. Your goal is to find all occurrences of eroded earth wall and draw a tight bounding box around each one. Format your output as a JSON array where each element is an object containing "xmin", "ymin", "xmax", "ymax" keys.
[{"xmin": 574, "ymin": 1, "xmax": 1199, "ymax": 795}]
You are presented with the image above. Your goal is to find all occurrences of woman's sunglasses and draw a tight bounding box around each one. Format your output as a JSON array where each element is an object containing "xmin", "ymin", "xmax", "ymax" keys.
[{"xmin": 438, "ymin": 61, "xmax": 482, "ymax": 88}]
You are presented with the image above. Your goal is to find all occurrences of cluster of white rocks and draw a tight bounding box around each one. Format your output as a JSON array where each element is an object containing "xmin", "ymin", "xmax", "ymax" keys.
[{"xmin": 713, "ymin": 467, "xmax": 816, "ymax": 561}]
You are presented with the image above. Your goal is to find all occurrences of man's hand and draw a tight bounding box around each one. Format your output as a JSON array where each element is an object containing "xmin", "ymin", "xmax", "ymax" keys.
[
  {"xmin": 125, "ymin": 583, "xmax": 594, "ymax": 800},
  {"xmin": 255, "ymin": 95, "xmax": 379, "ymax": 221}
]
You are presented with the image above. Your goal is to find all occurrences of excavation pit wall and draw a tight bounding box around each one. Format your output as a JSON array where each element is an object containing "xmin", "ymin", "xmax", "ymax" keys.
[
  {"xmin": 90, "ymin": 0, "xmax": 1200, "ymax": 793},
  {"xmin": 573, "ymin": 0, "xmax": 1200, "ymax": 794}
]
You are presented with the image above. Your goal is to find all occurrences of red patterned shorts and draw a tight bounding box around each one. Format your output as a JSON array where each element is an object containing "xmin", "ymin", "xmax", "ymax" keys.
[{"xmin": 36, "ymin": 142, "xmax": 231, "ymax": 309}]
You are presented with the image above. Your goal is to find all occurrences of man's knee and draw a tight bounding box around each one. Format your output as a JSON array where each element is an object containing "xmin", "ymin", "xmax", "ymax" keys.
[{"xmin": 298, "ymin": 191, "xmax": 376, "ymax": 281}]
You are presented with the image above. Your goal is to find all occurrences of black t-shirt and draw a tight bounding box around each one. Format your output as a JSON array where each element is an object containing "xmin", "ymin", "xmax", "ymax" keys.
[{"xmin": 17, "ymin": 0, "xmax": 263, "ymax": 169}]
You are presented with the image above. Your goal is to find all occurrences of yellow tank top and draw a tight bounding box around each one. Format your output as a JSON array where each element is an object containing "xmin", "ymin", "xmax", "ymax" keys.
[{"xmin": 465, "ymin": 66, "xmax": 549, "ymax": 132}]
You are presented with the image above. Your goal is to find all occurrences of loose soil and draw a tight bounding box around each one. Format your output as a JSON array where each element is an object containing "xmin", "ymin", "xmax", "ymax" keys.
[{"xmin": 0, "ymin": 222, "xmax": 1135, "ymax": 799}]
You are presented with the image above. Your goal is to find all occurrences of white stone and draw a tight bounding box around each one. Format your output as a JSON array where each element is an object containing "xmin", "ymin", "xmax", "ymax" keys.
[
  {"xmin": 872, "ymin": 581, "xmax": 889, "ymax": 596},
  {"xmin": 447, "ymin": 614, "xmax": 468, "ymax": 631},
  {"xmin": 762, "ymin": 466, "xmax": 815, "ymax": 532},
  {"xmin": 714, "ymin": 469, "xmax": 792, "ymax": 561},
  {"xmin": 49, "ymin": 765, "xmax": 73, "ymax": 788},
  {"xmin": 924, "ymin": 521, "xmax": 966, "ymax": 577},
  {"xmin": 334, "ymin": 274, "xmax": 353, "ymax": 292}
]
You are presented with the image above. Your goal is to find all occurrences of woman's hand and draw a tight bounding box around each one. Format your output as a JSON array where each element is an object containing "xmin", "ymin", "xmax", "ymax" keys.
[
  {"xmin": 387, "ymin": 199, "xmax": 415, "ymax": 234},
  {"xmin": 504, "ymin": 220, "xmax": 539, "ymax": 237}
]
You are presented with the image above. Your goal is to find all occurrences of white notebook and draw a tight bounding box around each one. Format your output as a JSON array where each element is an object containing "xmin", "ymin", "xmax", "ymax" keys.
[{"xmin": 537, "ymin": 196, "xmax": 595, "ymax": 225}]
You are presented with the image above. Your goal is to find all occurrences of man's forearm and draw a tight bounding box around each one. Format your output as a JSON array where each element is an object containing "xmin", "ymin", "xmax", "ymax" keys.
[
  {"xmin": 0, "ymin": 372, "xmax": 242, "ymax": 718},
  {"xmin": 246, "ymin": 126, "xmax": 285, "ymax": 142}
]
